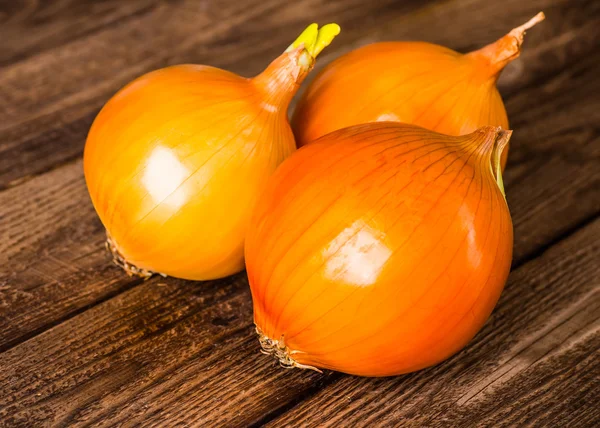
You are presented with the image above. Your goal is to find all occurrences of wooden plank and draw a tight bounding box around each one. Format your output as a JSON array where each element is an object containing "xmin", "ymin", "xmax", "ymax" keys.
[
  {"xmin": 0, "ymin": 0, "xmax": 584, "ymax": 190},
  {"xmin": 1, "ymin": 218, "xmax": 598, "ymax": 426},
  {"xmin": 1, "ymin": 0, "xmax": 598, "ymax": 425},
  {"xmin": 504, "ymin": 49, "xmax": 600, "ymax": 261},
  {"xmin": 0, "ymin": 1, "xmax": 424, "ymax": 351},
  {"xmin": 0, "ymin": 0, "xmax": 272, "ymax": 188},
  {"xmin": 1, "ymin": 52, "xmax": 598, "ymax": 428},
  {"xmin": 2, "ymin": 0, "xmax": 598, "ymax": 352},
  {"xmin": 0, "ymin": 1, "xmax": 432, "ymax": 351},
  {"xmin": 263, "ymin": 220, "xmax": 600, "ymax": 428},
  {"xmin": 0, "ymin": 274, "xmax": 254, "ymax": 427},
  {"xmin": 0, "ymin": 0, "xmax": 159, "ymax": 66},
  {"xmin": 0, "ymin": 0, "xmax": 412, "ymax": 189},
  {"xmin": 0, "ymin": 161, "xmax": 143, "ymax": 351}
]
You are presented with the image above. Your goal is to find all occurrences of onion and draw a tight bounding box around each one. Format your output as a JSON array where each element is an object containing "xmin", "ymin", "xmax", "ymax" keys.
[
  {"xmin": 245, "ymin": 122, "xmax": 513, "ymax": 376},
  {"xmin": 84, "ymin": 23, "xmax": 340, "ymax": 280},
  {"xmin": 292, "ymin": 12, "xmax": 544, "ymax": 170}
]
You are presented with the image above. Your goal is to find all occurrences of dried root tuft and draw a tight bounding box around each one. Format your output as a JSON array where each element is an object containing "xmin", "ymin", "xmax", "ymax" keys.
[
  {"xmin": 256, "ymin": 326, "xmax": 322, "ymax": 373},
  {"xmin": 105, "ymin": 232, "xmax": 154, "ymax": 279}
]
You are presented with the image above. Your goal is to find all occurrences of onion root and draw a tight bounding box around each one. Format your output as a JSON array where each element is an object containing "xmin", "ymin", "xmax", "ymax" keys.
[
  {"xmin": 256, "ymin": 326, "xmax": 322, "ymax": 373},
  {"xmin": 105, "ymin": 232, "xmax": 154, "ymax": 279}
]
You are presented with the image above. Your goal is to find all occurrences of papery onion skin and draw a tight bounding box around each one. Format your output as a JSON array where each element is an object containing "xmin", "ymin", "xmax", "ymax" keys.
[
  {"xmin": 246, "ymin": 123, "xmax": 513, "ymax": 376},
  {"xmin": 292, "ymin": 12, "xmax": 544, "ymax": 170},
  {"xmin": 84, "ymin": 24, "xmax": 340, "ymax": 281}
]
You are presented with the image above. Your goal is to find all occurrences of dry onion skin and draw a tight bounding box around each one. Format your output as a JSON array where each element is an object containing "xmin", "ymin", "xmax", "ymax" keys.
[
  {"xmin": 84, "ymin": 23, "xmax": 340, "ymax": 281},
  {"xmin": 292, "ymin": 12, "xmax": 544, "ymax": 170},
  {"xmin": 246, "ymin": 123, "xmax": 513, "ymax": 376}
]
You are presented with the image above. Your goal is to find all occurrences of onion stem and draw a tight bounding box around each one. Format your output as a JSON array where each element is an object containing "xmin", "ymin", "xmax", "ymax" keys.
[
  {"xmin": 287, "ymin": 23, "xmax": 341, "ymax": 69},
  {"xmin": 470, "ymin": 11, "xmax": 545, "ymax": 77},
  {"xmin": 489, "ymin": 129, "xmax": 512, "ymax": 199},
  {"xmin": 508, "ymin": 11, "xmax": 546, "ymax": 46}
]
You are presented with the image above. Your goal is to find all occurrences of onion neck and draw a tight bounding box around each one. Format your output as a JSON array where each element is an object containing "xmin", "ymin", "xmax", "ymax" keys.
[
  {"xmin": 466, "ymin": 12, "xmax": 544, "ymax": 80},
  {"xmin": 470, "ymin": 126, "xmax": 512, "ymax": 198},
  {"xmin": 251, "ymin": 23, "xmax": 340, "ymax": 112}
]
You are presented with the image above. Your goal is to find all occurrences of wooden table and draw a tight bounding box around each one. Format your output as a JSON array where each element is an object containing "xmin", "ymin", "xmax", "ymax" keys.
[{"xmin": 1, "ymin": 0, "xmax": 599, "ymax": 426}]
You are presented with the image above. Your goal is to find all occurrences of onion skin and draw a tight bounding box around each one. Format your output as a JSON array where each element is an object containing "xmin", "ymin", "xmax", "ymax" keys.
[
  {"xmin": 292, "ymin": 12, "xmax": 544, "ymax": 170},
  {"xmin": 84, "ymin": 24, "xmax": 340, "ymax": 281},
  {"xmin": 246, "ymin": 123, "xmax": 513, "ymax": 376}
]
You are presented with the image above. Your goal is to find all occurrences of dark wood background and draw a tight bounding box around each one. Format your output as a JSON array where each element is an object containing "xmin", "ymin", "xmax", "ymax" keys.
[{"xmin": 1, "ymin": 0, "xmax": 599, "ymax": 426}]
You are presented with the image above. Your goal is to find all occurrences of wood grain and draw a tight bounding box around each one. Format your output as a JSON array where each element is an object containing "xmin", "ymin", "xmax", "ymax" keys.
[
  {"xmin": 0, "ymin": 0, "xmax": 428, "ymax": 348},
  {"xmin": 0, "ymin": 274, "xmax": 254, "ymax": 426},
  {"xmin": 0, "ymin": 0, "xmax": 161, "ymax": 66},
  {"xmin": 0, "ymin": 0, "xmax": 413, "ymax": 189},
  {"xmin": 0, "ymin": 161, "xmax": 143, "ymax": 351},
  {"xmin": 2, "ymin": 17, "xmax": 598, "ymax": 352},
  {"xmin": 1, "ymin": 219, "xmax": 597, "ymax": 427},
  {"xmin": 1, "ymin": 0, "xmax": 598, "ymax": 425},
  {"xmin": 504, "ymin": 49, "xmax": 600, "ymax": 261},
  {"xmin": 0, "ymin": 0, "xmax": 588, "ymax": 190}
]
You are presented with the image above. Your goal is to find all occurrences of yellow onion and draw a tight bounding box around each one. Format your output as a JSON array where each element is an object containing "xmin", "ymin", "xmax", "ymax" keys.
[
  {"xmin": 84, "ymin": 23, "xmax": 340, "ymax": 280},
  {"xmin": 292, "ymin": 13, "xmax": 544, "ymax": 169},
  {"xmin": 246, "ymin": 122, "xmax": 513, "ymax": 376}
]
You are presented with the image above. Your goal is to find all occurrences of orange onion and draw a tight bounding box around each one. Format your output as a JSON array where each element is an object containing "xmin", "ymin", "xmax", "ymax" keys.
[
  {"xmin": 246, "ymin": 122, "xmax": 513, "ymax": 376},
  {"xmin": 292, "ymin": 12, "xmax": 544, "ymax": 169},
  {"xmin": 84, "ymin": 23, "xmax": 340, "ymax": 280}
]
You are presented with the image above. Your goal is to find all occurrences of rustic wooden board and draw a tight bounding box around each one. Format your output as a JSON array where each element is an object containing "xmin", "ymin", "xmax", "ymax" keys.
[
  {"xmin": 0, "ymin": 0, "xmax": 160, "ymax": 66},
  {"xmin": 0, "ymin": 0, "xmax": 417, "ymax": 190},
  {"xmin": 1, "ymin": 0, "xmax": 599, "ymax": 426},
  {"xmin": 0, "ymin": 0, "xmax": 586, "ymax": 190},
  {"xmin": 1, "ymin": 219, "xmax": 597, "ymax": 427},
  {"xmin": 0, "ymin": 0, "xmax": 432, "ymax": 353},
  {"xmin": 2, "ymin": 0, "xmax": 598, "ymax": 352},
  {"xmin": 0, "ymin": 162, "xmax": 144, "ymax": 351},
  {"xmin": 503, "ymin": 48, "xmax": 600, "ymax": 261}
]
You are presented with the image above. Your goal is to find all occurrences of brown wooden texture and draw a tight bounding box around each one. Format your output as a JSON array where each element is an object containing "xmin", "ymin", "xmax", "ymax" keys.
[
  {"xmin": 0, "ymin": 0, "xmax": 599, "ymax": 426},
  {"xmin": 1, "ymin": 220, "xmax": 598, "ymax": 426},
  {"xmin": 0, "ymin": 0, "xmax": 431, "ymax": 355},
  {"xmin": 2, "ymin": 0, "xmax": 598, "ymax": 358},
  {"xmin": 0, "ymin": 0, "xmax": 160, "ymax": 66},
  {"xmin": 0, "ymin": 0, "xmax": 418, "ymax": 190}
]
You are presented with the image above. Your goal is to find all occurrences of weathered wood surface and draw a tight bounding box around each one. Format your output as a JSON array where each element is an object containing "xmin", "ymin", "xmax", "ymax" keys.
[
  {"xmin": 0, "ymin": 0, "xmax": 431, "ymax": 356},
  {"xmin": 0, "ymin": 0, "xmax": 598, "ymax": 426},
  {"xmin": 1, "ymin": 220, "xmax": 598, "ymax": 426},
  {"xmin": 0, "ymin": 0, "xmax": 420, "ymax": 190},
  {"xmin": 0, "ymin": 0, "xmax": 161, "ymax": 66}
]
